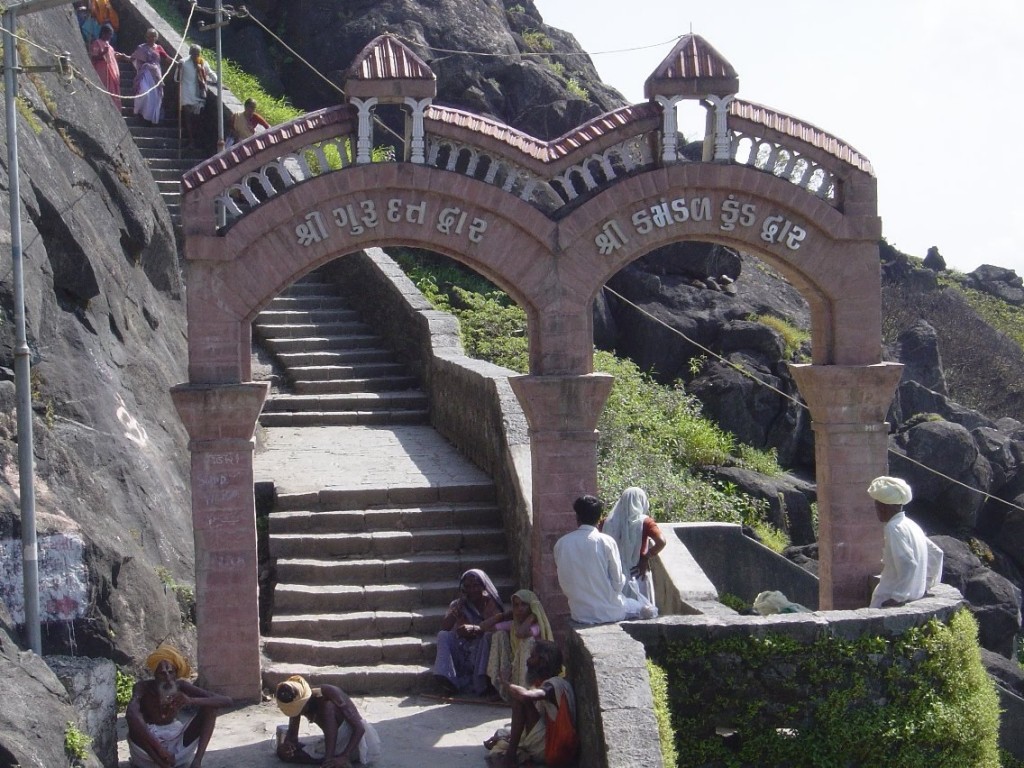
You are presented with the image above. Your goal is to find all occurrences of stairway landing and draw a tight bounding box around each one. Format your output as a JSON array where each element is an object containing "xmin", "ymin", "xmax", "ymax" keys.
[{"xmin": 253, "ymin": 424, "xmax": 491, "ymax": 497}]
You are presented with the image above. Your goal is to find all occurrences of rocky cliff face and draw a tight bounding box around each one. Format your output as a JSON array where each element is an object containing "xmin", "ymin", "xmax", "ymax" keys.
[{"xmin": 0, "ymin": 8, "xmax": 192, "ymax": 670}]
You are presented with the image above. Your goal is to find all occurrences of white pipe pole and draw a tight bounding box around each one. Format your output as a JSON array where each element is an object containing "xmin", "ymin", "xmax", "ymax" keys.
[{"xmin": 3, "ymin": 8, "xmax": 42, "ymax": 655}]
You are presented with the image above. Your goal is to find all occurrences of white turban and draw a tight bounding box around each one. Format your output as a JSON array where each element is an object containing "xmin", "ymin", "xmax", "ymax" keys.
[{"xmin": 867, "ymin": 476, "xmax": 912, "ymax": 506}]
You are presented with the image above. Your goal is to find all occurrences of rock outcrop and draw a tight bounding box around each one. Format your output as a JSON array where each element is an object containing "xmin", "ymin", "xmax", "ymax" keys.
[{"xmin": 0, "ymin": 7, "xmax": 192, "ymax": 667}]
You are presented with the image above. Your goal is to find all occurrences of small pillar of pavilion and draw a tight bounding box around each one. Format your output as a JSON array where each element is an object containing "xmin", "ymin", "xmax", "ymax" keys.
[{"xmin": 644, "ymin": 33, "xmax": 739, "ymax": 163}]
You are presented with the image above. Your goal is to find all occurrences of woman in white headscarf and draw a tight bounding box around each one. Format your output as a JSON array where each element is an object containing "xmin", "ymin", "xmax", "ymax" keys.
[{"xmin": 601, "ymin": 487, "xmax": 667, "ymax": 607}]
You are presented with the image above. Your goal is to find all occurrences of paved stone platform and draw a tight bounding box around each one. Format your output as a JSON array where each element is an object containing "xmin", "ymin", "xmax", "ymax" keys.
[
  {"xmin": 254, "ymin": 425, "xmax": 491, "ymax": 495},
  {"xmin": 117, "ymin": 696, "xmax": 510, "ymax": 767}
]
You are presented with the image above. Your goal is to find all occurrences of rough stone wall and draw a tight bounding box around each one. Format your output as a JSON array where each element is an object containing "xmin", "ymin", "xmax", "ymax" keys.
[{"xmin": 321, "ymin": 249, "xmax": 533, "ymax": 588}]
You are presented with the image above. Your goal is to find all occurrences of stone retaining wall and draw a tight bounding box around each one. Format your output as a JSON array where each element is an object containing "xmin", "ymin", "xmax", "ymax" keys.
[
  {"xmin": 568, "ymin": 585, "xmax": 966, "ymax": 768},
  {"xmin": 322, "ymin": 249, "xmax": 533, "ymax": 588}
]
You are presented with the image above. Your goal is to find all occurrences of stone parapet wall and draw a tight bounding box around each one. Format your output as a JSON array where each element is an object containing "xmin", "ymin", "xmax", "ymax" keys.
[
  {"xmin": 322, "ymin": 249, "xmax": 533, "ymax": 588},
  {"xmin": 569, "ymin": 585, "xmax": 966, "ymax": 768}
]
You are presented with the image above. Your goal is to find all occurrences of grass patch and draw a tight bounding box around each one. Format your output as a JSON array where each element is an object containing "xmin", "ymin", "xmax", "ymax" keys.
[
  {"xmin": 749, "ymin": 313, "xmax": 810, "ymax": 360},
  {"xmin": 394, "ymin": 249, "xmax": 788, "ymax": 543},
  {"xmin": 648, "ymin": 659, "xmax": 680, "ymax": 767}
]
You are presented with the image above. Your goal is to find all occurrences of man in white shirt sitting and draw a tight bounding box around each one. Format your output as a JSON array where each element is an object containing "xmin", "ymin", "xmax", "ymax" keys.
[
  {"xmin": 867, "ymin": 476, "xmax": 944, "ymax": 608},
  {"xmin": 553, "ymin": 495, "xmax": 653, "ymax": 624}
]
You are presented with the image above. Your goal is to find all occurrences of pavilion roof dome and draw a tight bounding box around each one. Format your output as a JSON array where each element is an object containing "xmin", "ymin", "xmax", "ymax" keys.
[
  {"xmin": 644, "ymin": 33, "xmax": 739, "ymax": 100},
  {"xmin": 344, "ymin": 33, "xmax": 437, "ymax": 101}
]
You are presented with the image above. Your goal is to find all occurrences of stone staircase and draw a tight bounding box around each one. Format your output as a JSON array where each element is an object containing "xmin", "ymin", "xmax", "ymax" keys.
[
  {"xmin": 254, "ymin": 270, "xmax": 513, "ymax": 693},
  {"xmin": 253, "ymin": 274, "xmax": 430, "ymax": 427},
  {"xmin": 119, "ymin": 60, "xmax": 202, "ymax": 229}
]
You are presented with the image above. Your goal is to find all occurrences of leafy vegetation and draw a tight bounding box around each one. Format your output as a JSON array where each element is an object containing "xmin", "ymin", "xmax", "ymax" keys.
[
  {"xmin": 116, "ymin": 667, "xmax": 135, "ymax": 712},
  {"xmin": 155, "ymin": 566, "xmax": 196, "ymax": 627},
  {"xmin": 393, "ymin": 249, "xmax": 788, "ymax": 548},
  {"xmin": 648, "ymin": 659, "xmax": 680, "ymax": 767},
  {"xmin": 657, "ymin": 610, "xmax": 1000, "ymax": 767},
  {"xmin": 565, "ymin": 77, "xmax": 589, "ymax": 101},
  {"xmin": 521, "ymin": 29, "xmax": 554, "ymax": 52},
  {"xmin": 64, "ymin": 721, "xmax": 92, "ymax": 765},
  {"xmin": 938, "ymin": 274, "xmax": 1024, "ymax": 350},
  {"xmin": 748, "ymin": 313, "xmax": 810, "ymax": 360}
]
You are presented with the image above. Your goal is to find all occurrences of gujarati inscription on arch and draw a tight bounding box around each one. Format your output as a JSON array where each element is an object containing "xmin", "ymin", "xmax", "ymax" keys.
[
  {"xmin": 295, "ymin": 195, "xmax": 489, "ymax": 248},
  {"xmin": 595, "ymin": 194, "xmax": 808, "ymax": 256}
]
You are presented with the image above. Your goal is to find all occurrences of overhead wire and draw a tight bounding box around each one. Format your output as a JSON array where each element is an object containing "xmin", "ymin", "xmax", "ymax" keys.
[
  {"xmin": 602, "ymin": 284, "xmax": 1024, "ymax": 516},
  {"xmin": 6, "ymin": 5, "xmax": 1021, "ymax": 519}
]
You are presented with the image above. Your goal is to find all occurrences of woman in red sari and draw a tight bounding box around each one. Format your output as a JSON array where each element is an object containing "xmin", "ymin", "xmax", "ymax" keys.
[{"xmin": 90, "ymin": 24, "xmax": 127, "ymax": 110}]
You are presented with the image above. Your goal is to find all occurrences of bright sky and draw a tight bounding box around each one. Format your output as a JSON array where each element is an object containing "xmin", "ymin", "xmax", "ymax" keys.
[{"xmin": 534, "ymin": 0, "xmax": 1024, "ymax": 278}]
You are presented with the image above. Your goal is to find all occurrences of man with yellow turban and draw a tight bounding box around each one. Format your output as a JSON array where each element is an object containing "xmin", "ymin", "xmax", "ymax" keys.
[
  {"xmin": 126, "ymin": 644, "xmax": 231, "ymax": 767},
  {"xmin": 867, "ymin": 476, "xmax": 944, "ymax": 608}
]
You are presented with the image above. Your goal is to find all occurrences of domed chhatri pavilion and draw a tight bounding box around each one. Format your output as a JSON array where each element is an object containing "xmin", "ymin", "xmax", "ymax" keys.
[{"xmin": 175, "ymin": 32, "xmax": 895, "ymax": 698}]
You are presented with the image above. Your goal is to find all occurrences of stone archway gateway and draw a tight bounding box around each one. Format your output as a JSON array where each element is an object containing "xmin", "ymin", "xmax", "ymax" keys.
[{"xmin": 173, "ymin": 34, "xmax": 901, "ymax": 699}]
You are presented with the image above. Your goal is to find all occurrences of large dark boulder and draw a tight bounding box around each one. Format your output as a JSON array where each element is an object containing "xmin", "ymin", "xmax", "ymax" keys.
[
  {"xmin": 890, "ymin": 420, "xmax": 991, "ymax": 533},
  {"xmin": 966, "ymin": 265, "xmax": 1024, "ymax": 306},
  {"xmin": 204, "ymin": 0, "xmax": 626, "ymax": 138},
  {"xmin": 933, "ymin": 536, "xmax": 1022, "ymax": 657},
  {"xmin": 895, "ymin": 320, "xmax": 947, "ymax": 395}
]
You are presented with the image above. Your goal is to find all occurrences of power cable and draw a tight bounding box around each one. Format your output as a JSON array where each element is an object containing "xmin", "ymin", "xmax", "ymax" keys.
[{"xmin": 601, "ymin": 283, "xmax": 1024, "ymax": 515}]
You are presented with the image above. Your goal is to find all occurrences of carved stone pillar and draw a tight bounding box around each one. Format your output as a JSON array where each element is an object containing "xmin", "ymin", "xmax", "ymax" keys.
[
  {"xmin": 170, "ymin": 381, "xmax": 269, "ymax": 700},
  {"xmin": 405, "ymin": 97, "xmax": 431, "ymax": 164},
  {"xmin": 788, "ymin": 363, "xmax": 903, "ymax": 610},
  {"xmin": 706, "ymin": 94, "xmax": 735, "ymax": 161},
  {"xmin": 350, "ymin": 96, "xmax": 378, "ymax": 164},
  {"xmin": 655, "ymin": 95, "xmax": 682, "ymax": 163},
  {"xmin": 508, "ymin": 373, "xmax": 614, "ymax": 634}
]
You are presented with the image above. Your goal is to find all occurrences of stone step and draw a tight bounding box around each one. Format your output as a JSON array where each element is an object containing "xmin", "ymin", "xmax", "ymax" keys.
[
  {"xmin": 263, "ymin": 635, "xmax": 435, "ymax": 667},
  {"xmin": 262, "ymin": 391, "xmax": 427, "ymax": 413},
  {"xmin": 144, "ymin": 158, "xmax": 196, "ymax": 172},
  {"xmin": 273, "ymin": 483, "xmax": 497, "ymax": 512},
  {"xmin": 278, "ymin": 282, "xmax": 341, "ymax": 296},
  {"xmin": 263, "ymin": 662, "xmax": 432, "ymax": 696},
  {"xmin": 255, "ymin": 321, "xmax": 372, "ymax": 340},
  {"xmin": 269, "ymin": 608, "xmax": 447, "ymax": 642},
  {"xmin": 273, "ymin": 349, "xmax": 395, "ymax": 367},
  {"xmin": 268, "ymin": 295, "xmax": 352, "ymax": 311},
  {"xmin": 263, "ymin": 335, "xmax": 383, "ymax": 353},
  {"xmin": 275, "ymin": 553, "xmax": 510, "ymax": 589},
  {"xmin": 269, "ymin": 502, "xmax": 502, "ymax": 535},
  {"xmin": 156, "ymin": 179, "xmax": 181, "ymax": 194},
  {"xmin": 256, "ymin": 308, "xmax": 361, "ymax": 325},
  {"xmin": 291, "ymin": 376, "xmax": 418, "ymax": 395},
  {"xmin": 271, "ymin": 524, "xmax": 508, "ymax": 565},
  {"xmin": 279, "ymin": 364, "xmax": 408, "ymax": 383},
  {"xmin": 257, "ymin": 409, "xmax": 429, "ymax": 428},
  {"xmin": 272, "ymin": 576, "xmax": 515, "ymax": 615},
  {"xmin": 149, "ymin": 167, "xmax": 185, "ymax": 182}
]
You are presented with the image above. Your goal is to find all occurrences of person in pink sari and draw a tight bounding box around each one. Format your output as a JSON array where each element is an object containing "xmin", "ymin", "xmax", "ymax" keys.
[
  {"xmin": 131, "ymin": 28, "xmax": 175, "ymax": 125},
  {"xmin": 90, "ymin": 24, "xmax": 127, "ymax": 110}
]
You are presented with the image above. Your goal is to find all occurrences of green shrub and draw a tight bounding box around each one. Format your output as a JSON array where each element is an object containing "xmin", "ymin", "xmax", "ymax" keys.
[
  {"xmin": 656, "ymin": 609, "xmax": 1000, "ymax": 767},
  {"xmin": 718, "ymin": 593, "xmax": 748, "ymax": 613},
  {"xmin": 566, "ymin": 77, "xmax": 589, "ymax": 100},
  {"xmin": 116, "ymin": 667, "xmax": 135, "ymax": 712},
  {"xmin": 64, "ymin": 721, "xmax": 92, "ymax": 765},
  {"xmin": 747, "ymin": 313, "xmax": 810, "ymax": 360},
  {"xmin": 648, "ymin": 659, "xmax": 680, "ymax": 767},
  {"xmin": 522, "ymin": 29, "xmax": 554, "ymax": 52}
]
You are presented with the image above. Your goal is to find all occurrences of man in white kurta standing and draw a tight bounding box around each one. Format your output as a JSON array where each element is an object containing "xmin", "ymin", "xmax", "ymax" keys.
[
  {"xmin": 553, "ymin": 495, "xmax": 653, "ymax": 624},
  {"xmin": 868, "ymin": 476, "xmax": 944, "ymax": 608}
]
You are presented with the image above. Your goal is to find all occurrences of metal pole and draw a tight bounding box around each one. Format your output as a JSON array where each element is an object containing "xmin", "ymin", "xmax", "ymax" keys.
[
  {"xmin": 3, "ymin": 8, "xmax": 42, "ymax": 655},
  {"xmin": 215, "ymin": 0, "xmax": 224, "ymax": 154}
]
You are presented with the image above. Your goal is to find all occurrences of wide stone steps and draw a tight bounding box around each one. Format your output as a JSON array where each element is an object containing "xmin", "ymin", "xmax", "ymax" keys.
[
  {"xmin": 263, "ymin": 663, "xmax": 434, "ymax": 697},
  {"xmin": 257, "ymin": 271, "xmax": 510, "ymax": 694},
  {"xmin": 270, "ymin": 502, "xmax": 501, "ymax": 534},
  {"xmin": 119, "ymin": 61, "xmax": 199, "ymax": 229}
]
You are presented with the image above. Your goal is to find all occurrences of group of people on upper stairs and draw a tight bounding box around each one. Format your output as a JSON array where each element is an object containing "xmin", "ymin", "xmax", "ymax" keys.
[{"xmin": 73, "ymin": 4, "xmax": 270, "ymax": 153}]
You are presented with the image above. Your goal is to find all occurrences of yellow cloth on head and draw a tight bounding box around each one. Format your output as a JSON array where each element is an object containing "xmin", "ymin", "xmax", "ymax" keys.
[
  {"xmin": 867, "ymin": 476, "xmax": 913, "ymax": 506},
  {"xmin": 145, "ymin": 644, "xmax": 191, "ymax": 679},
  {"xmin": 276, "ymin": 675, "xmax": 313, "ymax": 718}
]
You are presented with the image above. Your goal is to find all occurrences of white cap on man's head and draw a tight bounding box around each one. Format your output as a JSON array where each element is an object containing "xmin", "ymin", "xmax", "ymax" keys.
[{"xmin": 867, "ymin": 476, "xmax": 913, "ymax": 506}]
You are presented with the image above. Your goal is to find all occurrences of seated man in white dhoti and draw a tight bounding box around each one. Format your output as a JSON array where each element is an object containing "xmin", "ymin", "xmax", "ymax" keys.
[{"xmin": 126, "ymin": 644, "xmax": 232, "ymax": 768}]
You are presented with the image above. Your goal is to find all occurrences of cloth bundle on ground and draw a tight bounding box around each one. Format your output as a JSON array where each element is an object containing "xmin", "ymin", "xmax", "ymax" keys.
[{"xmin": 752, "ymin": 590, "xmax": 812, "ymax": 616}]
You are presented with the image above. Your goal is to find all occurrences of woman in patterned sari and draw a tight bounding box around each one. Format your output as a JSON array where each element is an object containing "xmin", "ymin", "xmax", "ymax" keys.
[
  {"xmin": 131, "ymin": 28, "xmax": 174, "ymax": 125},
  {"xmin": 433, "ymin": 568, "xmax": 504, "ymax": 696}
]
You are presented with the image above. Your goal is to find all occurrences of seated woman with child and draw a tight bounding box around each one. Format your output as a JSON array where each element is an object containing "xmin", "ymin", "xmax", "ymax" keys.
[{"xmin": 486, "ymin": 589, "xmax": 553, "ymax": 702}]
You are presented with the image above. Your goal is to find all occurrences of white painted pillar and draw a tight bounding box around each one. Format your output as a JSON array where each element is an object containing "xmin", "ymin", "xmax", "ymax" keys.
[
  {"xmin": 405, "ymin": 97, "xmax": 432, "ymax": 164},
  {"xmin": 351, "ymin": 96, "xmax": 379, "ymax": 164},
  {"xmin": 655, "ymin": 95, "xmax": 683, "ymax": 163}
]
